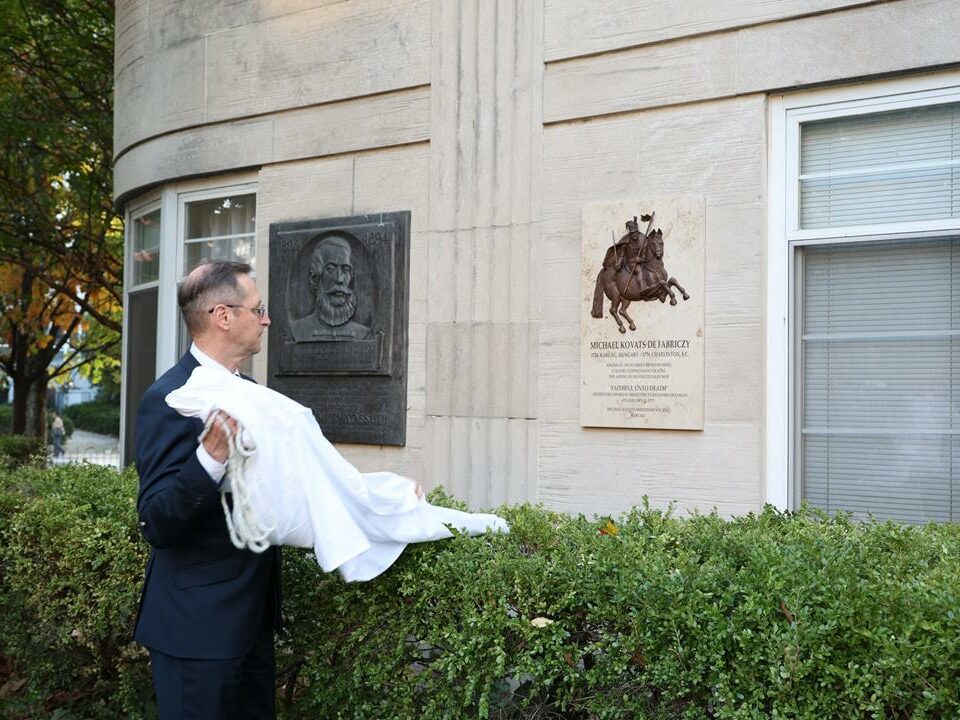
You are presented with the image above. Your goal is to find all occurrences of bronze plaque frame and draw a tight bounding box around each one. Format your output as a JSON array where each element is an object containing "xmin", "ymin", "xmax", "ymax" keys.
[{"xmin": 268, "ymin": 211, "xmax": 410, "ymax": 445}]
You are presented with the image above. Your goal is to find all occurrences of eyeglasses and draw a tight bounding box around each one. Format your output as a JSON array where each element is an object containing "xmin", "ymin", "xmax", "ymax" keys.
[{"xmin": 207, "ymin": 303, "xmax": 268, "ymax": 318}]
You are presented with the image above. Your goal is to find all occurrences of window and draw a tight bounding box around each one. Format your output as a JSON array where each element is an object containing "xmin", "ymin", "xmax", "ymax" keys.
[
  {"xmin": 769, "ymin": 75, "xmax": 960, "ymax": 522},
  {"xmin": 182, "ymin": 192, "xmax": 257, "ymax": 271},
  {"xmin": 124, "ymin": 202, "xmax": 162, "ymax": 463},
  {"xmin": 131, "ymin": 208, "xmax": 161, "ymax": 285},
  {"xmin": 798, "ymin": 103, "xmax": 960, "ymax": 230},
  {"xmin": 120, "ymin": 176, "xmax": 258, "ymax": 464},
  {"xmin": 799, "ymin": 238, "xmax": 960, "ymax": 522},
  {"xmin": 176, "ymin": 186, "xmax": 258, "ymax": 363}
]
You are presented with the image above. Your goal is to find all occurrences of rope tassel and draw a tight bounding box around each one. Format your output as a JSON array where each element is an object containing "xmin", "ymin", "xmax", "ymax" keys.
[{"xmin": 198, "ymin": 410, "xmax": 276, "ymax": 553}]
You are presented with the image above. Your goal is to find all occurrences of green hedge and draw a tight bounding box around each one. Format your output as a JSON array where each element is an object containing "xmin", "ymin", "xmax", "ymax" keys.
[
  {"xmin": 63, "ymin": 400, "xmax": 119, "ymax": 437},
  {"xmin": 0, "ymin": 436, "xmax": 46, "ymax": 468},
  {"xmin": 1, "ymin": 466, "xmax": 958, "ymax": 719}
]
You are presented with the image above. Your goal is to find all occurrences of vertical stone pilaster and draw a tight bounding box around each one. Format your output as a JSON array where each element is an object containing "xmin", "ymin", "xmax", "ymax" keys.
[{"xmin": 426, "ymin": 0, "xmax": 543, "ymax": 506}]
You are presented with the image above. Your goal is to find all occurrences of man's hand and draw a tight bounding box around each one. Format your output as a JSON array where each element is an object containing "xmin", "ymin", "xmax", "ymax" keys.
[{"xmin": 202, "ymin": 411, "xmax": 239, "ymax": 464}]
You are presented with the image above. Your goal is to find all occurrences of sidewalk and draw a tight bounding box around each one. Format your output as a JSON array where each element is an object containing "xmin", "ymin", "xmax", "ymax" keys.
[{"xmin": 50, "ymin": 429, "xmax": 121, "ymax": 468}]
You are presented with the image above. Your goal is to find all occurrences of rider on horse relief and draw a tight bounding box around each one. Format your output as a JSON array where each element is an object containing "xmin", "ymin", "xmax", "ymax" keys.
[
  {"xmin": 613, "ymin": 214, "xmax": 652, "ymax": 274},
  {"xmin": 591, "ymin": 211, "xmax": 690, "ymax": 334}
]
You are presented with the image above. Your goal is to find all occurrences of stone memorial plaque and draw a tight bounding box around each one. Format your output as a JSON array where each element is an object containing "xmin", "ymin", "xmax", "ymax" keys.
[
  {"xmin": 268, "ymin": 211, "xmax": 410, "ymax": 445},
  {"xmin": 580, "ymin": 198, "xmax": 704, "ymax": 430}
]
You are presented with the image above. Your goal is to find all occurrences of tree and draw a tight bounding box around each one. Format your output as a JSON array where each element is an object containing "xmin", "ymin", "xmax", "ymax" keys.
[{"xmin": 0, "ymin": 0, "xmax": 120, "ymax": 438}]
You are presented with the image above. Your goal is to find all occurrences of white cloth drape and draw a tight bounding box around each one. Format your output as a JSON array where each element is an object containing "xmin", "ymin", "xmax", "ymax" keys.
[{"xmin": 165, "ymin": 367, "xmax": 509, "ymax": 581}]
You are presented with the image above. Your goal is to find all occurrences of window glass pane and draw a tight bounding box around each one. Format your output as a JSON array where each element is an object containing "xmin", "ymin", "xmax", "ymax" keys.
[
  {"xmin": 184, "ymin": 236, "xmax": 257, "ymax": 272},
  {"xmin": 132, "ymin": 209, "xmax": 161, "ymax": 285},
  {"xmin": 181, "ymin": 192, "xmax": 256, "ymax": 266},
  {"xmin": 124, "ymin": 287, "xmax": 158, "ymax": 464},
  {"xmin": 183, "ymin": 193, "xmax": 256, "ymax": 272},
  {"xmin": 178, "ymin": 191, "xmax": 256, "ymax": 377},
  {"xmin": 800, "ymin": 237, "xmax": 960, "ymax": 523},
  {"xmin": 799, "ymin": 102, "xmax": 960, "ymax": 229},
  {"xmin": 184, "ymin": 193, "xmax": 255, "ymax": 239}
]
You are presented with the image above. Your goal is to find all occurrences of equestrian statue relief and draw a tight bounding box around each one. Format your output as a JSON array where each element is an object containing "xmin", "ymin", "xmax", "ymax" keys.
[{"xmin": 591, "ymin": 212, "xmax": 690, "ymax": 334}]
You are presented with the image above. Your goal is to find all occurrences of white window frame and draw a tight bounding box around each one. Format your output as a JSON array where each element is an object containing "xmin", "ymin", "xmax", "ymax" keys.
[
  {"xmin": 125, "ymin": 195, "xmax": 162, "ymax": 293},
  {"xmin": 175, "ymin": 181, "xmax": 259, "ymax": 283},
  {"xmin": 172, "ymin": 179, "xmax": 258, "ymax": 363},
  {"xmin": 121, "ymin": 172, "xmax": 259, "ymax": 377},
  {"xmin": 121, "ymin": 193, "xmax": 162, "ymax": 462},
  {"xmin": 766, "ymin": 71, "xmax": 960, "ymax": 510},
  {"xmin": 120, "ymin": 174, "xmax": 259, "ymax": 461}
]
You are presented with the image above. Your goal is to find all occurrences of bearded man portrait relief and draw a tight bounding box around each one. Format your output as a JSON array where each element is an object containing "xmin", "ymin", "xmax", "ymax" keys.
[{"xmin": 289, "ymin": 235, "xmax": 372, "ymax": 342}]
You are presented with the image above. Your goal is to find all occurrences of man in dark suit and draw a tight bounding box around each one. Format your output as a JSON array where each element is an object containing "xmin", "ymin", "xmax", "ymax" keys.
[{"xmin": 134, "ymin": 259, "xmax": 281, "ymax": 719}]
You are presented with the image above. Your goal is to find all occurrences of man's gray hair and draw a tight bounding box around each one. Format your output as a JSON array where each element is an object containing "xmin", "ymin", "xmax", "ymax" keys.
[{"xmin": 177, "ymin": 259, "xmax": 252, "ymax": 334}]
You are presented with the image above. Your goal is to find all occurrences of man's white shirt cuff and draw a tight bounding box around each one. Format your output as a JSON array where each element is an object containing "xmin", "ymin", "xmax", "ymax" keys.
[{"xmin": 196, "ymin": 444, "xmax": 227, "ymax": 484}]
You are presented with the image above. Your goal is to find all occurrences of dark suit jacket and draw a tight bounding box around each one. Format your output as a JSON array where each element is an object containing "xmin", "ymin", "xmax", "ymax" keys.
[{"xmin": 134, "ymin": 351, "xmax": 281, "ymax": 659}]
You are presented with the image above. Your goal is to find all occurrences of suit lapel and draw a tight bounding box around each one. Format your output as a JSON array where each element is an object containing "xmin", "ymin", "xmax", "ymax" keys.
[{"xmin": 177, "ymin": 351, "xmax": 200, "ymax": 375}]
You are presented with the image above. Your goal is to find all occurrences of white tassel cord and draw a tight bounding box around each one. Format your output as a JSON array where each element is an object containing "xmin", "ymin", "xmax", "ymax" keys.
[{"xmin": 198, "ymin": 410, "xmax": 276, "ymax": 553}]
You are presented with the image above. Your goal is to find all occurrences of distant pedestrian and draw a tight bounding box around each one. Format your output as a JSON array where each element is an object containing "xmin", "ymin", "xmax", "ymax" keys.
[{"xmin": 51, "ymin": 412, "xmax": 65, "ymax": 458}]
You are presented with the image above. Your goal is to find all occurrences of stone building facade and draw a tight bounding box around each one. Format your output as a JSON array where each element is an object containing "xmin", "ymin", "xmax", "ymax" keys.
[{"xmin": 115, "ymin": 0, "xmax": 960, "ymax": 522}]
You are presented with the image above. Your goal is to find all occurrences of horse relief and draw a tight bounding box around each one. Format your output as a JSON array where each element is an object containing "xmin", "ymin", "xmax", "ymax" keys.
[{"xmin": 591, "ymin": 214, "xmax": 690, "ymax": 334}]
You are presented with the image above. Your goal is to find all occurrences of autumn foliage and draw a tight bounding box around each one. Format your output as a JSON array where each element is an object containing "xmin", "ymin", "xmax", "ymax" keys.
[{"xmin": 0, "ymin": 0, "xmax": 120, "ymax": 437}]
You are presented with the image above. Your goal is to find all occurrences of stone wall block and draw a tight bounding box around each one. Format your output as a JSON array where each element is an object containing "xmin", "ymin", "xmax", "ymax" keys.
[
  {"xmin": 406, "ymin": 321, "xmax": 428, "ymax": 416},
  {"xmin": 115, "ymin": 0, "xmax": 147, "ymax": 77},
  {"xmin": 427, "ymin": 231, "xmax": 456, "ymax": 324},
  {"xmin": 203, "ymin": 0, "xmax": 430, "ymax": 124},
  {"xmin": 114, "ymin": 0, "xmax": 148, "ymax": 148},
  {"xmin": 270, "ymin": 89, "xmax": 431, "ymax": 165},
  {"xmin": 467, "ymin": 322, "xmax": 492, "ymax": 417},
  {"xmin": 735, "ymin": 0, "xmax": 960, "ymax": 92},
  {"xmin": 452, "ymin": 0, "xmax": 480, "ymax": 230},
  {"xmin": 542, "ymin": 0, "xmax": 960, "ymax": 124},
  {"xmin": 255, "ymin": 156, "xmax": 355, "ymax": 232},
  {"xmin": 492, "ymin": 0, "xmax": 517, "ymax": 226},
  {"xmin": 425, "ymin": 415, "xmax": 537, "ymax": 507},
  {"xmin": 428, "ymin": 0, "xmax": 463, "ymax": 233},
  {"xmin": 471, "ymin": 226, "xmax": 494, "ymax": 324},
  {"xmin": 538, "ymin": 230, "xmax": 582, "ymax": 322},
  {"xmin": 427, "ymin": 0, "xmax": 543, "ymax": 504},
  {"xmin": 703, "ymin": 323, "xmax": 763, "ymax": 424},
  {"xmin": 538, "ymin": 321, "xmax": 579, "ymax": 423},
  {"xmin": 115, "ymin": 37, "xmax": 206, "ymax": 153},
  {"xmin": 512, "ymin": 321, "xmax": 540, "ymax": 418},
  {"xmin": 115, "ymin": 90, "xmax": 429, "ymax": 202},
  {"xmin": 542, "ymin": 119, "xmax": 640, "ymax": 230},
  {"xmin": 150, "ymin": 0, "xmax": 348, "ymax": 50},
  {"xmin": 538, "ymin": 420, "xmax": 761, "ymax": 516},
  {"xmin": 634, "ymin": 97, "xmax": 765, "ymax": 208},
  {"xmin": 114, "ymin": 117, "xmax": 275, "ymax": 205},
  {"xmin": 543, "ymin": 0, "xmax": 876, "ymax": 61},
  {"xmin": 426, "ymin": 323, "xmax": 539, "ymax": 419},
  {"xmin": 425, "ymin": 322, "xmax": 455, "ymax": 414},
  {"xmin": 430, "ymin": 0, "xmax": 542, "ymax": 232},
  {"xmin": 453, "ymin": 228, "xmax": 477, "ymax": 323},
  {"xmin": 352, "ymin": 145, "xmax": 432, "ymax": 319},
  {"xmin": 544, "ymin": 33, "xmax": 738, "ymax": 124}
]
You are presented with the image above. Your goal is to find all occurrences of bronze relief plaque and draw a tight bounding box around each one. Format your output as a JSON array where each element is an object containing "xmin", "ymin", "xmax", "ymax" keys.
[
  {"xmin": 580, "ymin": 198, "xmax": 705, "ymax": 430},
  {"xmin": 268, "ymin": 211, "xmax": 410, "ymax": 445}
]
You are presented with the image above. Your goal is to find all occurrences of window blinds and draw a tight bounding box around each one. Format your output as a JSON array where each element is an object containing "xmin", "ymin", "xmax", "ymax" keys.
[
  {"xmin": 800, "ymin": 102, "xmax": 960, "ymax": 229},
  {"xmin": 801, "ymin": 238, "xmax": 960, "ymax": 523}
]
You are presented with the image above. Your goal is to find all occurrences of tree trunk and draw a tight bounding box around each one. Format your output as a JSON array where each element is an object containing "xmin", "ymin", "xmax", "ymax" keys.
[
  {"xmin": 24, "ymin": 375, "xmax": 48, "ymax": 442},
  {"xmin": 11, "ymin": 375, "xmax": 29, "ymax": 434}
]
